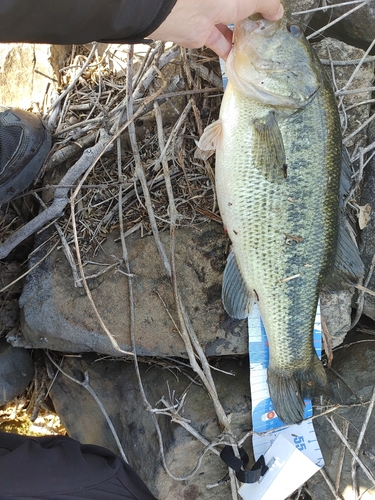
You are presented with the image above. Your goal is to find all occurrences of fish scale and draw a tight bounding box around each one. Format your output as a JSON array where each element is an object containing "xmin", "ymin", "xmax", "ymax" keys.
[
  {"xmin": 218, "ymin": 87, "xmax": 339, "ymax": 286},
  {"xmin": 219, "ymin": 81, "xmax": 340, "ymax": 395},
  {"xmin": 198, "ymin": 14, "xmax": 351, "ymax": 424}
]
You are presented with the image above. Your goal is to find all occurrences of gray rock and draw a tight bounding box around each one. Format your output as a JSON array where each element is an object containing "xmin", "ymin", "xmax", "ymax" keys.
[
  {"xmin": 0, "ymin": 261, "xmax": 23, "ymax": 336},
  {"xmin": 49, "ymin": 354, "xmax": 252, "ymax": 500},
  {"xmin": 0, "ymin": 338, "xmax": 34, "ymax": 405},
  {"xmin": 359, "ymin": 121, "xmax": 375, "ymax": 322},
  {"xmin": 320, "ymin": 291, "xmax": 353, "ymax": 348},
  {"xmin": 316, "ymin": 0, "xmax": 375, "ymax": 46},
  {"xmin": 313, "ymin": 38, "xmax": 374, "ymax": 151},
  {"xmin": 288, "ymin": 0, "xmax": 320, "ymax": 27},
  {"xmin": 16, "ymin": 224, "xmax": 247, "ymax": 357},
  {"xmin": 309, "ymin": 339, "xmax": 375, "ymax": 500},
  {"xmin": 0, "ymin": 44, "xmax": 70, "ymax": 111},
  {"xmin": 313, "ymin": 39, "xmax": 374, "ymax": 344}
]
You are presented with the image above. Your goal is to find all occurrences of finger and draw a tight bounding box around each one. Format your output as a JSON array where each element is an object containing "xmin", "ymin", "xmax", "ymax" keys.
[
  {"xmin": 216, "ymin": 24, "xmax": 234, "ymax": 44},
  {"xmin": 205, "ymin": 26, "xmax": 232, "ymax": 61},
  {"xmin": 258, "ymin": 2, "xmax": 284, "ymax": 21}
]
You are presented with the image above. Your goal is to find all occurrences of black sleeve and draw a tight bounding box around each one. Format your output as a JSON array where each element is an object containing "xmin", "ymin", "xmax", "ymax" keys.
[
  {"xmin": 0, "ymin": 432, "xmax": 157, "ymax": 499},
  {"xmin": 0, "ymin": 0, "xmax": 177, "ymax": 44}
]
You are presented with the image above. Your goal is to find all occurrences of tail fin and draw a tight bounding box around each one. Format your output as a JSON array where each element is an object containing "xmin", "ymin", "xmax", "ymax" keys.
[{"xmin": 267, "ymin": 355, "xmax": 328, "ymax": 425}]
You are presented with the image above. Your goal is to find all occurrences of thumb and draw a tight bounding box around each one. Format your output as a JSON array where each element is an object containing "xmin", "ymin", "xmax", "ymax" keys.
[{"xmin": 259, "ymin": 3, "xmax": 284, "ymax": 20}]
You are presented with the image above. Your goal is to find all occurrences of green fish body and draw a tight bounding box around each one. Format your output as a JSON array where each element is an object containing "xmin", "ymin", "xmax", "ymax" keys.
[{"xmin": 199, "ymin": 15, "xmax": 346, "ymax": 424}]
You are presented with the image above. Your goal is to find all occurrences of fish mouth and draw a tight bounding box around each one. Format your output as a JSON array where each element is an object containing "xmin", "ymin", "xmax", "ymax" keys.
[
  {"xmin": 237, "ymin": 16, "xmax": 280, "ymax": 38},
  {"xmin": 249, "ymin": 80, "xmax": 320, "ymax": 109},
  {"xmin": 226, "ymin": 52, "xmax": 321, "ymax": 108},
  {"xmin": 251, "ymin": 63, "xmax": 321, "ymax": 106}
]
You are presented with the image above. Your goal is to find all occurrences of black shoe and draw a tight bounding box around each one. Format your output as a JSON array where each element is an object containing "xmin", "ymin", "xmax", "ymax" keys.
[{"xmin": 0, "ymin": 107, "xmax": 52, "ymax": 205}]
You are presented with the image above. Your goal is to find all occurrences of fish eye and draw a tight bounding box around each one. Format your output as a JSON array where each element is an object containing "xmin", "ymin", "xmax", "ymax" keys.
[{"xmin": 287, "ymin": 24, "xmax": 301, "ymax": 37}]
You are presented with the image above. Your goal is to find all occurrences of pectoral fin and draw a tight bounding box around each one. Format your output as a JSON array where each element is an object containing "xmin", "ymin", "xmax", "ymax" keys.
[
  {"xmin": 252, "ymin": 112, "xmax": 287, "ymax": 183},
  {"xmin": 195, "ymin": 119, "xmax": 223, "ymax": 159},
  {"xmin": 222, "ymin": 250, "xmax": 255, "ymax": 319}
]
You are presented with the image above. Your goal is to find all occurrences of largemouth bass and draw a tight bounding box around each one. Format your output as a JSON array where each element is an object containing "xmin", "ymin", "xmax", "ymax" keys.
[{"xmin": 199, "ymin": 15, "xmax": 361, "ymax": 424}]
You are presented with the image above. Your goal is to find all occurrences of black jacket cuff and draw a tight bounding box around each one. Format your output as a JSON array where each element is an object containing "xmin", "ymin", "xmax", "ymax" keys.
[{"xmin": 0, "ymin": 0, "xmax": 178, "ymax": 45}]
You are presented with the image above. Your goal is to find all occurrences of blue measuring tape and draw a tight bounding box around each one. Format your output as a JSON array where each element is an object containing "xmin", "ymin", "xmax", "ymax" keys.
[{"xmin": 249, "ymin": 302, "xmax": 324, "ymax": 467}]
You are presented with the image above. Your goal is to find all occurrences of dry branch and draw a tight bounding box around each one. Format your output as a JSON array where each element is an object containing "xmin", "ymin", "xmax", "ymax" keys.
[
  {"xmin": 45, "ymin": 351, "xmax": 128, "ymax": 463},
  {"xmin": 0, "ymin": 134, "xmax": 111, "ymax": 259}
]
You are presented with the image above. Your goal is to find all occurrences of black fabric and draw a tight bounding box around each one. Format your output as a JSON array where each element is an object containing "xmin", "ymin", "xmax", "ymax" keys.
[
  {"xmin": 0, "ymin": 432, "xmax": 157, "ymax": 499},
  {"xmin": 220, "ymin": 445, "xmax": 269, "ymax": 484},
  {"xmin": 219, "ymin": 445, "xmax": 249, "ymax": 472},
  {"xmin": 0, "ymin": 0, "xmax": 177, "ymax": 44}
]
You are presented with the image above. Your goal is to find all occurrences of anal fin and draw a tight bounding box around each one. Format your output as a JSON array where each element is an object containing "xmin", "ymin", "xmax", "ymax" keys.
[{"xmin": 222, "ymin": 250, "xmax": 254, "ymax": 319}]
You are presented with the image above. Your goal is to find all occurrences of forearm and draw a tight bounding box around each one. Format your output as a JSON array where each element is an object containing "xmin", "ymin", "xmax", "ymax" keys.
[{"xmin": 0, "ymin": 0, "xmax": 177, "ymax": 44}]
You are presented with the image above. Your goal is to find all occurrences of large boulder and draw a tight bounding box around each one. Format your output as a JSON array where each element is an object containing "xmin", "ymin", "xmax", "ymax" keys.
[
  {"xmin": 15, "ymin": 224, "xmax": 248, "ymax": 357},
  {"xmin": 316, "ymin": 0, "xmax": 375, "ymax": 46},
  {"xmin": 0, "ymin": 338, "xmax": 34, "ymax": 405},
  {"xmin": 309, "ymin": 339, "xmax": 375, "ymax": 499},
  {"xmin": 0, "ymin": 44, "xmax": 70, "ymax": 111},
  {"xmin": 49, "ymin": 354, "xmax": 252, "ymax": 500},
  {"xmin": 359, "ymin": 121, "xmax": 375, "ymax": 321}
]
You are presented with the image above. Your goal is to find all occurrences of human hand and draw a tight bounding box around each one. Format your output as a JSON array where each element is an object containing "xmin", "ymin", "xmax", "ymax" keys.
[{"xmin": 149, "ymin": 0, "xmax": 283, "ymax": 60}]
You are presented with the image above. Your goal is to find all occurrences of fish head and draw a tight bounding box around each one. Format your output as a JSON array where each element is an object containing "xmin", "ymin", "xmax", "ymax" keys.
[{"xmin": 226, "ymin": 15, "xmax": 322, "ymax": 109}]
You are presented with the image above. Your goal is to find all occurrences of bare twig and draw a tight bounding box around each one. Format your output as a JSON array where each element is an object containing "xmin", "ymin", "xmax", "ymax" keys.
[
  {"xmin": 306, "ymin": 1, "xmax": 371, "ymax": 40},
  {"xmin": 320, "ymin": 468, "xmax": 345, "ymax": 500},
  {"xmin": 351, "ymin": 387, "xmax": 375, "ymax": 499},
  {"xmin": 45, "ymin": 351, "xmax": 128, "ymax": 463},
  {"xmin": 124, "ymin": 45, "xmax": 194, "ymax": 483},
  {"xmin": 33, "ymin": 193, "xmax": 82, "ymax": 287},
  {"xmin": 0, "ymin": 240, "xmax": 58, "ymax": 294},
  {"xmin": 335, "ymin": 420, "xmax": 350, "ymax": 493},
  {"xmin": 326, "ymin": 416, "xmax": 375, "ymax": 487},
  {"xmin": 293, "ymin": 0, "xmax": 370, "ymax": 15},
  {"xmin": 46, "ymin": 43, "xmax": 99, "ymax": 123}
]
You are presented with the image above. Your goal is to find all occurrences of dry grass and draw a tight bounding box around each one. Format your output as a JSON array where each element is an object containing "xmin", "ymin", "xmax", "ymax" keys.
[{"xmin": 0, "ymin": 3, "xmax": 375, "ymax": 498}]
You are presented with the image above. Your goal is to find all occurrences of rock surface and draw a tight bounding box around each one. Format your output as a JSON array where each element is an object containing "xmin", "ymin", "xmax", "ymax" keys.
[
  {"xmin": 313, "ymin": 38, "xmax": 374, "ymax": 150},
  {"xmin": 359, "ymin": 121, "xmax": 375, "ymax": 322},
  {"xmin": 0, "ymin": 338, "xmax": 34, "ymax": 405},
  {"xmin": 289, "ymin": 0, "xmax": 320, "ymax": 26},
  {"xmin": 320, "ymin": 290, "xmax": 353, "ymax": 348},
  {"xmin": 49, "ymin": 354, "xmax": 252, "ymax": 500},
  {"xmin": 0, "ymin": 44, "xmax": 70, "ymax": 111},
  {"xmin": 309, "ymin": 339, "xmax": 375, "ymax": 500},
  {"xmin": 0, "ymin": 261, "xmax": 23, "ymax": 336},
  {"xmin": 16, "ymin": 224, "xmax": 248, "ymax": 357},
  {"xmin": 317, "ymin": 0, "xmax": 375, "ymax": 46}
]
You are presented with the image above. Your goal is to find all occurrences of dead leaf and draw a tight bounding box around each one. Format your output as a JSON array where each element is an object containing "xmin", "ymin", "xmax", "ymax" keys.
[
  {"xmin": 194, "ymin": 145, "xmax": 215, "ymax": 160},
  {"xmin": 358, "ymin": 203, "xmax": 371, "ymax": 230},
  {"xmin": 321, "ymin": 314, "xmax": 333, "ymax": 368}
]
